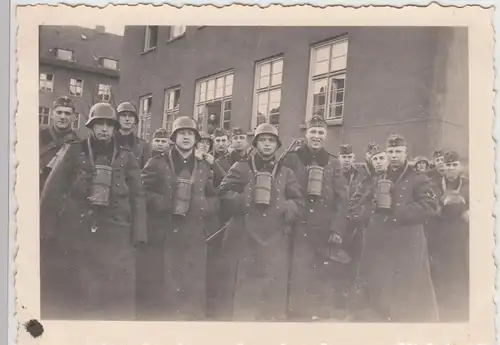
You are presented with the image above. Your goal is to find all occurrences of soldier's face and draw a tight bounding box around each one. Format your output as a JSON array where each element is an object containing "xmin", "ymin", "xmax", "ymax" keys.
[
  {"xmin": 416, "ymin": 161, "xmax": 428, "ymax": 172},
  {"xmin": 387, "ymin": 145, "xmax": 408, "ymax": 168},
  {"xmin": 256, "ymin": 134, "xmax": 278, "ymax": 157},
  {"xmin": 175, "ymin": 129, "xmax": 196, "ymax": 151},
  {"xmin": 305, "ymin": 127, "xmax": 327, "ymax": 151},
  {"xmin": 231, "ymin": 134, "xmax": 248, "ymax": 152},
  {"xmin": 370, "ymin": 152, "xmax": 388, "ymax": 173},
  {"xmin": 152, "ymin": 138, "xmax": 169, "ymax": 152},
  {"xmin": 92, "ymin": 120, "xmax": 115, "ymax": 141},
  {"xmin": 118, "ymin": 112, "xmax": 136, "ymax": 130},
  {"xmin": 52, "ymin": 106, "xmax": 75, "ymax": 130},
  {"xmin": 444, "ymin": 160, "xmax": 461, "ymax": 180},
  {"xmin": 213, "ymin": 136, "xmax": 229, "ymax": 153},
  {"xmin": 197, "ymin": 140, "xmax": 211, "ymax": 154},
  {"xmin": 339, "ymin": 153, "xmax": 355, "ymax": 170},
  {"xmin": 433, "ymin": 156, "xmax": 445, "ymax": 174}
]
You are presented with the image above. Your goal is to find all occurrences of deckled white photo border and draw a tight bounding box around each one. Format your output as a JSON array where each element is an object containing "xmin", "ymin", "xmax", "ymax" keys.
[{"xmin": 14, "ymin": 4, "xmax": 495, "ymax": 345}]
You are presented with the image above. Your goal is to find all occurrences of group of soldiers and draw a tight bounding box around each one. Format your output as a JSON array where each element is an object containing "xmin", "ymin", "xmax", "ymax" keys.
[{"xmin": 39, "ymin": 96, "xmax": 469, "ymax": 322}]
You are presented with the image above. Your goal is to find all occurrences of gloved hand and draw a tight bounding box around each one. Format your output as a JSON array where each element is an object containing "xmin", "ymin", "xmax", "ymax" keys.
[{"xmin": 281, "ymin": 200, "xmax": 299, "ymax": 225}]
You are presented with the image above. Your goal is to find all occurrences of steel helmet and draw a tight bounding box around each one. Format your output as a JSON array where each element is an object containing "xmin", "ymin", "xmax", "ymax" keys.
[
  {"xmin": 85, "ymin": 102, "xmax": 120, "ymax": 129},
  {"xmin": 170, "ymin": 116, "xmax": 201, "ymax": 142},
  {"xmin": 116, "ymin": 101, "xmax": 139, "ymax": 123},
  {"xmin": 252, "ymin": 122, "xmax": 281, "ymax": 148}
]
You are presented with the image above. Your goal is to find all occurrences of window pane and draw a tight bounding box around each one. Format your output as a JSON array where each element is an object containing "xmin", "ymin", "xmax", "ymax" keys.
[
  {"xmin": 269, "ymin": 89, "xmax": 281, "ymax": 103},
  {"xmin": 206, "ymin": 79, "xmax": 215, "ymax": 100},
  {"xmin": 271, "ymin": 72, "xmax": 282, "ymax": 86},
  {"xmin": 102, "ymin": 59, "xmax": 118, "ymax": 70},
  {"xmin": 259, "ymin": 76, "xmax": 270, "ymax": 89},
  {"xmin": 312, "ymin": 106, "xmax": 325, "ymax": 118},
  {"xmin": 335, "ymin": 90, "xmax": 344, "ymax": 103},
  {"xmin": 223, "ymin": 100, "xmax": 232, "ymax": 111},
  {"xmin": 330, "ymin": 55, "xmax": 347, "ymax": 72},
  {"xmin": 315, "ymin": 46, "xmax": 330, "ymax": 62},
  {"xmin": 329, "ymin": 105, "xmax": 343, "ymax": 119},
  {"xmin": 332, "ymin": 41, "xmax": 348, "ymax": 57},
  {"xmin": 174, "ymin": 89, "xmax": 181, "ymax": 107},
  {"xmin": 272, "ymin": 60, "xmax": 283, "ymax": 74},
  {"xmin": 257, "ymin": 91, "xmax": 269, "ymax": 105},
  {"xmin": 330, "ymin": 76, "xmax": 345, "ymax": 91},
  {"xmin": 215, "ymin": 77, "xmax": 224, "ymax": 98},
  {"xmin": 224, "ymin": 74, "xmax": 233, "ymax": 96},
  {"xmin": 257, "ymin": 103, "xmax": 268, "ymax": 117},
  {"xmin": 314, "ymin": 60, "xmax": 329, "ymax": 76},
  {"xmin": 269, "ymin": 113, "xmax": 279, "ymax": 125},
  {"xmin": 260, "ymin": 63, "xmax": 271, "ymax": 78},
  {"xmin": 56, "ymin": 49, "xmax": 73, "ymax": 61},
  {"xmin": 313, "ymin": 79, "xmax": 328, "ymax": 106}
]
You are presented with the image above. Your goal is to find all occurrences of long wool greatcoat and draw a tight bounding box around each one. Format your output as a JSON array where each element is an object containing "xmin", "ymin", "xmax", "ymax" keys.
[
  {"xmin": 40, "ymin": 138, "xmax": 147, "ymax": 320},
  {"xmin": 282, "ymin": 147, "xmax": 349, "ymax": 320},
  {"xmin": 353, "ymin": 164, "xmax": 440, "ymax": 322},
  {"xmin": 217, "ymin": 155, "xmax": 303, "ymax": 321},
  {"xmin": 116, "ymin": 132, "xmax": 152, "ymax": 169},
  {"xmin": 425, "ymin": 174, "xmax": 469, "ymax": 321},
  {"xmin": 141, "ymin": 149, "xmax": 217, "ymax": 320}
]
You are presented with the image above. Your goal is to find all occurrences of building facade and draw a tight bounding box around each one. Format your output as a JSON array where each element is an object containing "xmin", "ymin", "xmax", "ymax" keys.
[
  {"xmin": 117, "ymin": 26, "xmax": 468, "ymax": 159},
  {"xmin": 39, "ymin": 25, "xmax": 123, "ymax": 138}
]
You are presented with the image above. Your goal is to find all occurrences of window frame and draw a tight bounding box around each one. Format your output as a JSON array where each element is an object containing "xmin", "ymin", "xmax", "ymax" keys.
[
  {"xmin": 168, "ymin": 26, "xmax": 187, "ymax": 41},
  {"xmin": 143, "ymin": 26, "xmax": 158, "ymax": 53},
  {"xmin": 251, "ymin": 56, "xmax": 284, "ymax": 130},
  {"xmin": 39, "ymin": 73, "xmax": 54, "ymax": 93},
  {"xmin": 138, "ymin": 94, "xmax": 153, "ymax": 142},
  {"xmin": 193, "ymin": 70, "xmax": 234, "ymax": 132},
  {"xmin": 163, "ymin": 87, "xmax": 181, "ymax": 137},
  {"xmin": 71, "ymin": 113, "xmax": 80, "ymax": 131},
  {"xmin": 39, "ymin": 106, "xmax": 51, "ymax": 127},
  {"xmin": 69, "ymin": 78, "xmax": 84, "ymax": 97},
  {"xmin": 55, "ymin": 48, "xmax": 74, "ymax": 61},
  {"xmin": 100, "ymin": 58, "xmax": 118, "ymax": 70},
  {"xmin": 305, "ymin": 36, "xmax": 349, "ymax": 126},
  {"xmin": 97, "ymin": 83, "xmax": 112, "ymax": 102}
]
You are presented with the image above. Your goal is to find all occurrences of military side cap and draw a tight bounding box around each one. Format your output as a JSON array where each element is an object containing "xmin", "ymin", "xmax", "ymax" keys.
[
  {"xmin": 432, "ymin": 148, "xmax": 443, "ymax": 159},
  {"xmin": 307, "ymin": 115, "xmax": 328, "ymax": 129},
  {"xmin": 339, "ymin": 144, "xmax": 353, "ymax": 155},
  {"xmin": 53, "ymin": 96, "xmax": 75, "ymax": 111},
  {"xmin": 386, "ymin": 133, "xmax": 407, "ymax": 147},
  {"xmin": 231, "ymin": 127, "xmax": 247, "ymax": 136},
  {"xmin": 443, "ymin": 150, "xmax": 460, "ymax": 163},
  {"xmin": 366, "ymin": 142, "xmax": 384, "ymax": 159},
  {"xmin": 212, "ymin": 128, "xmax": 227, "ymax": 138},
  {"xmin": 153, "ymin": 128, "xmax": 169, "ymax": 139}
]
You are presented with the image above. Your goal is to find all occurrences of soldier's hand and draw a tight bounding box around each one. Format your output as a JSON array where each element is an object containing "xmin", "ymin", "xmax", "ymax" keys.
[
  {"xmin": 328, "ymin": 232, "xmax": 342, "ymax": 244},
  {"xmin": 204, "ymin": 153, "xmax": 215, "ymax": 165}
]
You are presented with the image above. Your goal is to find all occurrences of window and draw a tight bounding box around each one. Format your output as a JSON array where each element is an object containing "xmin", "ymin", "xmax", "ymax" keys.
[
  {"xmin": 71, "ymin": 113, "xmax": 80, "ymax": 130},
  {"xmin": 39, "ymin": 107, "xmax": 50, "ymax": 127},
  {"xmin": 307, "ymin": 37, "xmax": 348, "ymax": 123},
  {"xmin": 252, "ymin": 57, "xmax": 283, "ymax": 130},
  {"xmin": 163, "ymin": 87, "xmax": 181, "ymax": 136},
  {"xmin": 97, "ymin": 84, "xmax": 112, "ymax": 102},
  {"xmin": 39, "ymin": 73, "xmax": 54, "ymax": 92},
  {"xmin": 55, "ymin": 48, "xmax": 73, "ymax": 61},
  {"xmin": 69, "ymin": 78, "xmax": 84, "ymax": 97},
  {"xmin": 144, "ymin": 26, "xmax": 158, "ymax": 52},
  {"xmin": 169, "ymin": 26, "xmax": 186, "ymax": 41},
  {"xmin": 100, "ymin": 58, "xmax": 118, "ymax": 70},
  {"xmin": 138, "ymin": 95, "xmax": 153, "ymax": 142},
  {"xmin": 194, "ymin": 71, "xmax": 233, "ymax": 134}
]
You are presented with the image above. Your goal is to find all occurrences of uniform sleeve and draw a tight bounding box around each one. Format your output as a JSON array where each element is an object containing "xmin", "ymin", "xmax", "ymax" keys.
[
  {"xmin": 141, "ymin": 157, "xmax": 172, "ymax": 214},
  {"xmin": 40, "ymin": 144, "xmax": 78, "ymax": 240},
  {"xmin": 125, "ymin": 151, "xmax": 147, "ymax": 244},
  {"xmin": 395, "ymin": 173, "xmax": 440, "ymax": 226},
  {"xmin": 329, "ymin": 159, "xmax": 348, "ymax": 237},
  {"xmin": 218, "ymin": 163, "xmax": 248, "ymax": 216}
]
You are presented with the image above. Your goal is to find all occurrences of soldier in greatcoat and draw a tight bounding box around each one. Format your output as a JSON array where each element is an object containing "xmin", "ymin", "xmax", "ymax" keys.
[
  {"xmin": 282, "ymin": 116, "xmax": 349, "ymax": 321},
  {"xmin": 136, "ymin": 128, "xmax": 171, "ymax": 320},
  {"xmin": 428, "ymin": 148, "xmax": 446, "ymax": 181},
  {"xmin": 352, "ymin": 134, "xmax": 440, "ymax": 321},
  {"xmin": 141, "ymin": 116, "xmax": 217, "ymax": 320},
  {"xmin": 217, "ymin": 123, "xmax": 303, "ymax": 321},
  {"xmin": 211, "ymin": 128, "xmax": 230, "ymax": 165},
  {"xmin": 338, "ymin": 144, "xmax": 362, "ymax": 199},
  {"xmin": 115, "ymin": 101, "xmax": 152, "ymax": 169},
  {"xmin": 39, "ymin": 96, "xmax": 81, "ymax": 194},
  {"xmin": 425, "ymin": 150, "xmax": 469, "ymax": 321},
  {"xmin": 40, "ymin": 102, "xmax": 147, "ymax": 320}
]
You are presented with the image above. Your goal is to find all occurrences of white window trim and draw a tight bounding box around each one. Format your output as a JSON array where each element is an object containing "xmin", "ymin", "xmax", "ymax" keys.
[
  {"xmin": 193, "ymin": 70, "xmax": 234, "ymax": 131},
  {"xmin": 163, "ymin": 87, "xmax": 181, "ymax": 135},
  {"xmin": 100, "ymin": 58, "xmax": 118, "ymax": 70},
  {"xmin": 55, "ymin": 48, "xmax": 74, "ymax": 61},
  {"xmin": 138, "ymin": 95, "xmax": 153, "ymax": 141},
  {"xmin": 143, "ymin": 26, "xmax": 158, "ymax": 52},
  {"xmin": 168, "ymin": 25, "xmax": 187, "ymax": 41},
  {"xmin": 305, "ymin": 37, "xmax": 348, "ymax": 126},
  {"xmin": 39, "ymin": 106, "xmax": 51, "ymax": 127},
  {"xmin": 69, "ymin": 78, "xmax": 84, "ymax": 97},
  {"xmin": 71, "ymin": 113, "xmax": 80, "ymax": 130},
  {"xmin": 97, "ymin": 84, "xmax": 112, "ymax": 102},
  {"xmin": 39, "ymin": 73, "xmax": 54, "ymax": 93},
  {"xmin": 251, "ymin": 56, "xmax": 283, "ymax": 130}
]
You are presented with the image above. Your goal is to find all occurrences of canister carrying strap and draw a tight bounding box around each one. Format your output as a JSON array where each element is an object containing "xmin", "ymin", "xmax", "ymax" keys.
[
  {"xmin": 167, "ymin": 149, "xmax": 197, "ymax": 183},
  {"xmin": 441, "ymin": 176, "xmax": 462, "ymax": 194},
  {"xmin": 87, "ymin": 137, "xmax": 117, "ymax": 168},
  {"xmin": 250, "ymin": 155, "xmax": 279, "ymax": 178},
  {"xmin": 381, "ymin": 164, "xmax": 409, "ymax": 187}
]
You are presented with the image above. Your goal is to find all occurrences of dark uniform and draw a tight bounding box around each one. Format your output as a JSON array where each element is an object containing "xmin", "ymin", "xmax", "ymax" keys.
[
  {"xmin": 283, "ymin": 127, "xmax": 349, "ymax": 320},
  {"xmin": 425, "ymin": 151, "xmax": 469, "ymax": 321},
  {"xmin": 217, "ymin": 123, "xmax": 303, "ymax": 321},
  {"xmin": 353, "ymin": 135, "xmax": 440, "ymax": 321},
  {"xmin": 141, "ymin": 117, "xmax": 217, "ymax": 320},
  {"xmin": 40, "ymin": 103, "xmax": 147, "ymax": 320},
  {"xmin": 39, "ymin": 96, "xmax": 80, "ymax": 194},
  {"xmin": 115, "ymin": 101, "xmax": 152, "ymax": 169}
]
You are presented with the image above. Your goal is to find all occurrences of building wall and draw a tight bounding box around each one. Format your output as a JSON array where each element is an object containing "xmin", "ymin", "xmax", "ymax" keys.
[
  {"xmin": 117, "ymin": 26, "xmax": 468, "ymax": 159},
  {"xmin": 39, "ymin": 64, "xmax": 119, "ymax": 138}
]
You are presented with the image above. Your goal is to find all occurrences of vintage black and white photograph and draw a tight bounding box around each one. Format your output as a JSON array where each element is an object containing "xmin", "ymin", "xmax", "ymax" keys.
[{"xmin": 14, "ymin": 3, "xmax": 495, "ymax": 344}]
